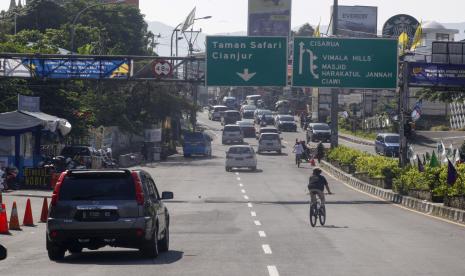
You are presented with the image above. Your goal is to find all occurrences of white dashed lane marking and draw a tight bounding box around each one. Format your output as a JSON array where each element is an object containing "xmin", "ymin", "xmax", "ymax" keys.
[
  {"xmin": 254, "ymin": 220, "xmax": 261, "ymax": 226},
  {"xmin": 243, "ymin": 195, "xmax": 249, "ymax": 200},
  {"xmin": 241, "ymin": 189, "xmax": 246, "ymax": 194},
  {"xmin": 239, "ymin": 183, "xmax": 244, "ymax": 187},
  {"xmin": 262, "ymin": 244, "xmax": 272, "ymax": 254},
  {"xmin": 258, "ymin": 231, "xmax": 266, "ymax": 237},
  {"xmin": 235, "ymin": 172, "xmax": 239, "ymax": 175},
  {"xmin": 251, "ymin": 211, "xmax": 257, "ymax": 217},
  {"xmin": 237, "ymin": 177, "xmax": 241, "ymax": 181},
  {"xmin": 247, "ymin": 203, "xmax": 253, "ymax": 208},
  {"xmin": 267, "ymin": 265, "xmax": 280, "ymax": 276}
]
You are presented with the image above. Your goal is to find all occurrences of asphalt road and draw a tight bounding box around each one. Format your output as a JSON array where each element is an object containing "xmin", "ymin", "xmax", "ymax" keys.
[{"xmin": 1, "ymin": 111, "xmax": 465, "ymax": 276}]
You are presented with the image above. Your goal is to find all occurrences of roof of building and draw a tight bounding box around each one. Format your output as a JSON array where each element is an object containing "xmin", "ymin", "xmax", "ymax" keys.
[{"xmin": 423, "ymin": 21, "xmax": 459, "ymax": 34}]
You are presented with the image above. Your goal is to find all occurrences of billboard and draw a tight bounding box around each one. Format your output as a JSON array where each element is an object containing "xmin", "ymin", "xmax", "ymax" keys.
[
  {"xmin": 21, "ymin": 58, "xmax": 131, "ymax": 79},
  {"xmin": 409, "ymin": 62, "xmax": 465, "ymax": 88},
  {"xmin": 0, "ymin": 58, "xmax": 32, "ymax": 77},
  {"xmin": 335, "ymin": 6, "xmax": 377, "ymax": 37},
  {"xmin": 382, "ymin": 14, "xmax": 419, "ymax": 42},
  {"xmin": 248, "ymin": 0, "xmax": 291, "ymax": 37}
]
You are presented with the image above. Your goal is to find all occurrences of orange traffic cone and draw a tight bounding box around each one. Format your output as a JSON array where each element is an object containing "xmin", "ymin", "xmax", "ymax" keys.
[
  {"xmin": 40, "ymin": 198, "xmax": 48, "ymax": 223},
  {"xmin": 310, "ymin": 158, "xmax": 316, "ymax": 167},
  {"xmin": 0, "ymin": 203, "xmax": 10, "ymax": 235},
  {"xmin": 9, "ymin": 201, "xmax": 21, "ymax": 231},
  {"xmin": 23, "ymin": 198, "xmax": 34, "ymax": 227}
]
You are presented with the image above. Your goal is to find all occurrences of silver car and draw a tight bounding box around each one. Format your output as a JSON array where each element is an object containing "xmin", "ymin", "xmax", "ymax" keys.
[
  {"xmin": 222, "ymin": 124, "xmax": 244, "ymax": 145},
  {"xmin": 46, "ymin": 169, "xmax": 173, "ymax": 260},
  {"xmin": 225, "ymin": 145, "xmax": 257, "ymax": 172},
  {"xmin": 257, "ymin": 133, "xmax": 282, "ymax": 154}
]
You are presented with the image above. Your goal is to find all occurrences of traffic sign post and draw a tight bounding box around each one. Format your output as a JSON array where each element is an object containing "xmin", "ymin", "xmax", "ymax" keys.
[
  {"xmin": 206, "ymin": 36, "xmax": 288, "ymax": 86},
  {"xmin": 292, "ymin": 37, "xmax": 398, "ymax": 89}
]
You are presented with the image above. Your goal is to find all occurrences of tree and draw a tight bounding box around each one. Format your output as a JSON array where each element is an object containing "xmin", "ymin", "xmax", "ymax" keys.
[
  {"xmin": 295, "ymin": 23, "xmax": 314, "ymax": 36},
  {"xmin": 416, "ymin": 88, "xmax": 465, "ymax": 103}
]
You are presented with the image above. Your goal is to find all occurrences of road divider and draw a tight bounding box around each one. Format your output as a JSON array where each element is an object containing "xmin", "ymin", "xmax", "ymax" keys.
[{"xmin": 321, "ymin": 160, "xmax": 465, "ymax": 226}]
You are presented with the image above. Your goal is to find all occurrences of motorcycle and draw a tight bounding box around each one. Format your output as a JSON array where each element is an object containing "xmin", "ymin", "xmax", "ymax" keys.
[{"xmin": 1, "ymin": 167, "xmax": 20, "ymax": 191}]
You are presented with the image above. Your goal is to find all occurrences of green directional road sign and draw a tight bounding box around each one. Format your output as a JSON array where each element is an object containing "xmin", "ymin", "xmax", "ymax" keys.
[
  {"xmin": 206, "ymin": 36, "xmax": 287, "ymax": 86},
  {"xmin": 292, "ymin": 37, "xmax": 398, "ymax": 89}
]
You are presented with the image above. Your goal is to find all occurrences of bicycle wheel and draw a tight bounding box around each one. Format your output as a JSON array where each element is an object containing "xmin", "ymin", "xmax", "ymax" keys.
[
  {"xmin": 309, "ymin": 204, "xmax": 317, "ymax": 227},
  {"xmin": 319, "ymin": 205, "xmax": 326, "ymax": 226}
]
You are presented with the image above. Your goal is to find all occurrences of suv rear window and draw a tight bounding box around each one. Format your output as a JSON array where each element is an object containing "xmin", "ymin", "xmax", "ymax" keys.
[
  {"xmin": 228, "ymin": 147, "xmax": 252, "ymax": 154},
  {"xmin": 224, "ymin": 126, "xmax": 241, "ymax": 132},
  {"xmin": 261, "ymin": 134, "xmax": 279, "ymax": 140},
  {"xmin": 59, "ymin": 173, "xmax": 135, "ymax": 201}
]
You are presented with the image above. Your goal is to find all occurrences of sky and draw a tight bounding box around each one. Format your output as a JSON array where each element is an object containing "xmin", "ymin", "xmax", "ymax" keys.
[{"xmin": 1, "ymin": 0, "xmax": 464, "ymax": 34}]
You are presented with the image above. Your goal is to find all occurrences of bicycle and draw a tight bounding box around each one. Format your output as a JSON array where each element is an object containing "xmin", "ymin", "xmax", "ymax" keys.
[{"xmin": 309, "ymin": 191, "xmax": 329, "ymax": 227}]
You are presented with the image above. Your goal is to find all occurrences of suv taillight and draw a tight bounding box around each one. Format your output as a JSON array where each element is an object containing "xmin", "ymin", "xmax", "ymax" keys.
[
  {"xmin": 131, "ymin": 172, "xmax": 145, "ymax": 205},
  {"xmin": 51, "ymin": 171, "xmax": 67, "ymax": 206}
]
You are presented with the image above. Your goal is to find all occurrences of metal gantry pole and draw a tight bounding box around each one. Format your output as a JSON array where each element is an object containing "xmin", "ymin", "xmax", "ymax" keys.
[
  {"xmin": 399, "ymin": 61, "xmax": 410, "ymax": 167},
  {"xmin": 330, "ymin": 0, "xmax": 339, "ymax": 148}
]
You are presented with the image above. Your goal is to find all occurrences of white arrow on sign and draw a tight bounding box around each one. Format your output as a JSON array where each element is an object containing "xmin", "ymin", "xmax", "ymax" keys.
[{"xmin": 236, "ymin": 68, "xmax": 256, "ymax": 82}]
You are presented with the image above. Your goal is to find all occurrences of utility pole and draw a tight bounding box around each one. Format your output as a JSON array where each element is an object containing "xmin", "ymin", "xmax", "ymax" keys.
[
  {"xmin": 399, "ymin": 61, "xmax": 409, "ymax": 167},
  {"xmin": 330, "ymin": 0, "xmax": 339, "ymax": 148}
]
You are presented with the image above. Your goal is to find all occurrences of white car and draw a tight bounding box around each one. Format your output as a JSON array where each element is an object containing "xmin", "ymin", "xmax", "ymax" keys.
[
  {"xmin": 225, "ymin": 145, "xmax": 257, "ymax": 172},
  {"xmin": 257, "ymin": 133, "xmax": 282, "ymax": 154}
]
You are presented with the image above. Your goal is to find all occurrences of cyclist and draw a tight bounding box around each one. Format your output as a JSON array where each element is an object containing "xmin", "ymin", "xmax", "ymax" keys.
[
  {"xmin": 308, "ymin": 168, "xmax": 332, "ymax": 205},
  {"xmin": 293, "ymin": 140, "xmax": 304, "ymax": 165}
]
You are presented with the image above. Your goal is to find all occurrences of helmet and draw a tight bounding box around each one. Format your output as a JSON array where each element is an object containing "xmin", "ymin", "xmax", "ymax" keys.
[{"xmin": 313, "ymin": 168, "xmax": 322, "ymax": 175}]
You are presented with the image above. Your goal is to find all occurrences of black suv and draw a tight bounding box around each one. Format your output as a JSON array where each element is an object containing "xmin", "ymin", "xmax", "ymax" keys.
[{"xmin": 46, "ymin": 169, "xmax": 173, "ymax": 260}]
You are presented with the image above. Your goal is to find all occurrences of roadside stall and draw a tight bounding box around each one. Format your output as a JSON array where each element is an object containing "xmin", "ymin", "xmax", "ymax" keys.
[{"xmin": 0, "ymin": 97, "xmax": 71, "ymax": 190}]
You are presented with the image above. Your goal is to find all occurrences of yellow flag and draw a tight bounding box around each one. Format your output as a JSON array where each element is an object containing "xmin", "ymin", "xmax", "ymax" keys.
[
  {"xmin": 410, "ymin": 22, "xmax": 423, "ymax": 51},
  {"xmin": 398, "ymin": 32, "xmax": 409, "ymax": 55},
  {"xmin": 314, "ymin": 22, "xmax": 321, "ymax": 37}
]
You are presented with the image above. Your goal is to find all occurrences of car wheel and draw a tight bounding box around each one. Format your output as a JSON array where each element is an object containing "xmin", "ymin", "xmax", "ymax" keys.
[
  {"xmin": 184, "ymin": 154, "xmax": 191, "ymax": 158},
  {"xmin": 225, "ymin": 167, "xmax": 230, "ymax": 172},
  {"xmin": 251, "ymin": 166, "xmax": 257, "ymax": 171},
  {"xmin": 158, "ymin": 220, "xmax": 169, "ymax": 252},
  {"xmin": 47, "ymin": 240, "xmax": 65, "ymax": 261},
  {"xmin": 68, "ymin": 246, "xmax": 82, "ymax": 254},
  {"xmin": 278, "ymin": 150, "xmax": 282, "ymax": 154},
  {"xmin": 141, "ymin": 225, "xmax": 159, "ymax": 258}
]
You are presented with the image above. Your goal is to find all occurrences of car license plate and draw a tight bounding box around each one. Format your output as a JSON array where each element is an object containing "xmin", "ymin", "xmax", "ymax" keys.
[
  {"xmin": 82, "ymin": 211, "xmax": 111, "ymax": 219},
  {"xmin": 267, "ymin": 143, "xmax": 273, "ymax": 146},
  {"xmin": 236, "ymin": 158, "xmax": 244, "ymax": 161}
]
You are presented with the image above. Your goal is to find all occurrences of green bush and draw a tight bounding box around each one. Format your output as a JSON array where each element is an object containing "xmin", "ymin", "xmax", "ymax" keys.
[
  {"xmin": 355, "ymin": 154, "xmax": 399, "ymax": 178},
  {"xmin": 437, "ymin": 163, "xmax": 465, "ymax": 197},
  {"xmin": 327, "ymin": 145, "xmax": 365, "ymax": 166},
  {"xmin": 430, "ymin": 125, "xmax": 450, "ymax": 131}
]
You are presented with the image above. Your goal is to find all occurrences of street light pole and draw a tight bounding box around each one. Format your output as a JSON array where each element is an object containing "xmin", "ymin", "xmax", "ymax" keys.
[
  {"xmin": 330, "ymin": 0, "xmax": 339, "ymax": 148},
  {"xmin": 170, "ymin": 16, "xmax": 212, "ymax": 58},
  {"xmin": 69, "ymin": 0, "xmax": 124, "ymax": 53}
]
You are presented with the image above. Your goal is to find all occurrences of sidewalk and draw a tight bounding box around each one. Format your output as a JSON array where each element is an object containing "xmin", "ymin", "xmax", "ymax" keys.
[
  {"xmin": 338, "ymin": 132, "xmax": 375, "ymax": 146},
  {"xmin": 1, "ymin": 189, "xmax": 52, "ymax": 199}
]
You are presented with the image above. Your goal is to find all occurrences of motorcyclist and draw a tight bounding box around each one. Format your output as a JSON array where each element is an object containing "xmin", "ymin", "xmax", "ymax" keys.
[
  {"xmin": 293, "ymin": 140, "xmax": 304, "ymax": 165},
  {"xmin": 260, "ymin": 113, "xmax": 267, "ymax": 126}
]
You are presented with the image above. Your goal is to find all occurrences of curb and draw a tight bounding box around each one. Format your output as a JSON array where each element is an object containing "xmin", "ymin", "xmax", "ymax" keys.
[
  {"xmin": 320, "ymin": 160, "xmax": 465, "ymax": 225},
  {"xmin": 338, "ymin": 134, "xmax": 375, "ymax": 146},
  {"xmin": 2, "ymin": 193, "xmax": 51, "ymax": 199}
]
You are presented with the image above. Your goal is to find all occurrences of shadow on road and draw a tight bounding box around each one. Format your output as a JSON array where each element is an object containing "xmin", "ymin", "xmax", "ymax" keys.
[
  {"xmin": 61, "ymin": 250, "xmax": 184, "ymax": 265},
  {"xmin": 164, "ymin": 199, "xmax": 390, "ymax": 206},
  {"xmin": 316, "ymin": 225, "xmax": 349, "ymax": 229}
]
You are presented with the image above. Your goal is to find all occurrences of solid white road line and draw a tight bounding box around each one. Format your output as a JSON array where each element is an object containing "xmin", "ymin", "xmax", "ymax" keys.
[
  {"xmin": 258, "ymin": 231, "xmax": 266, "ymax": 237},
  {"xmin": 262, "ymin": 244, "xmax": 272, "ymax": 254},
  {"xmin": 247, "ymin": 202, "xmax": 253, "ymax": 208},
  {"xmin": 254, "ymin": 220, "xmax": 261, "ymax": 226},
  {"xmin": 251, "ymin": 211, "xmax": 257, "ymax": 217},
  {"xmin": 244, "ymin": 195, "xmax": 249, "ymax": 200},
  {"xmin": 241, "ymin": 189, "xmax": 246, "ymax": 193},
  {"xmin": 267, "ymin": 265, "xmax": 279, "ymax": 276}
]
